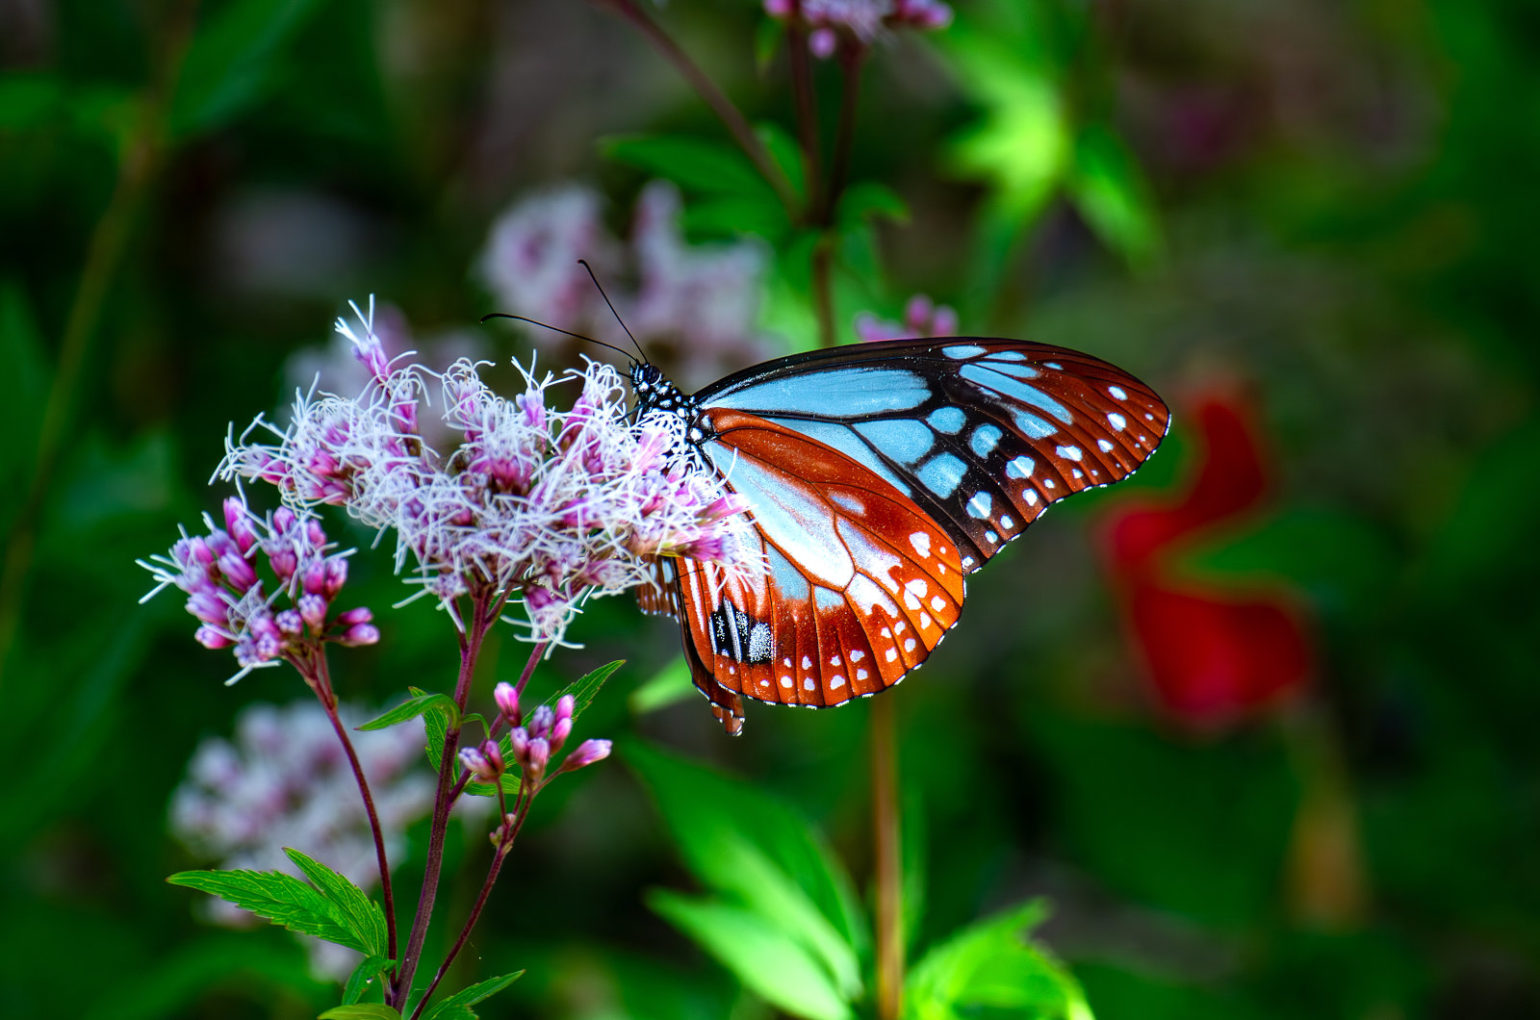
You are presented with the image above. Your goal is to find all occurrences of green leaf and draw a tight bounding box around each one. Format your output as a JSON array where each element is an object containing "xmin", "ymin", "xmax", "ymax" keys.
[
  {"xmin": 627, "ymin": 743, "xmax": 869, "ymax": 971},
  {"xmin": 318, "ymin": 1006, "xmax": 403, "ymax": 1020},
  {"xmin": 1067, "ymin": 123, "xmax": 1161, "ymax": 268},
  {"xmin": 836, "ymin": 182, "xmax": 910, "ymax": 229},
  {"xmin": 0, "ymin": 282, "xmax": 49, "ymax": 481},
  {"xmin": 341, "ymin": 954, "xmax": 392, "ymax": 1005},
  {"xmin": 551, "ymin": 659, "xmax": 624, "ymax": 720},
  {"xmin": 413, "ymin": 685, "xmax": 455, "ymax": 769},
  {"xmin": 167, "ymin": 868, "xmax": 357, "ymax": 949},
  {"xmin": 419, "ymin": 971, "xmax": 524, "ymax": 1020},
  {"xmin": 170, "ymin": 0, "xmax": 326, "ymax": 139},
  {"xmin": 283, "ymin": 848, "xmax": 389, "ymax": 959},
  {"xmin": 603, "ymin": 135, "xmax": 776, "ymax": 201},
  {"xmin": 681, "ymin": 194, "xmax": 792, "ymax": 242},
  {"xmin": 628, "ymin": 655, "xmax": 695, "ymax": 714},
  {"xmin": 906, "ymin": 901, "xmax": 1093, "ymax": 1020},
  {"xmin": 649, "ymin": 891, "xmax": 854, "ymax": 1020},
  {"xmin": 756, "ymin": 121, "xmax": 807, "ymax": 203},
  {"xmin": 358, "ymin": 691, "xmax": 459, "ymax": 732}
]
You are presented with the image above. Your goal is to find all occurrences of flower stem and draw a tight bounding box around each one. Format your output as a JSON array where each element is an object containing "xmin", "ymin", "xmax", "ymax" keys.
[
  {"xmin": 391, "ymin": 596, "xmax": 492, "ymax": 1007},
  {"xmin": 409, "ymin": 779, "xmax": 537, "ymax": 1020},
  {"xmin": 308, "ymin": 652, "xmax": 400, "ymax": 964},
  {"xmin": 594, "ymin": 0, "xmax": 797, "ymax": 213},
  {"xmin": 871, "ymin": 693, "xmax": 904, "ymax": 1020}
]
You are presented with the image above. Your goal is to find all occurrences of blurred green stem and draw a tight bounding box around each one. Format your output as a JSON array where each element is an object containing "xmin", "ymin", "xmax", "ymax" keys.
[
  {"xmin": 594, "ymin": 0, "xmax": 797, "ymax": 213},
  {"xmin": 871, "ymin": 692, "xmax": 903, "ymax": 1020},
  {"xmin": 0, "ymin": 2, "xmax": 198, "ymax": 691}
]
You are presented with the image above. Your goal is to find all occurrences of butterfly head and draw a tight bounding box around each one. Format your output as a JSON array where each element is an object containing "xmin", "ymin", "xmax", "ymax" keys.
[{"xmin": 630, "ymin": 361, "xmax": 696, "ymax": 422}]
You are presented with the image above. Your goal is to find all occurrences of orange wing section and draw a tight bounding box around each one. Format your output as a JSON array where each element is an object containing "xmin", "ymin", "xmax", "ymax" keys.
[{"xmin": 674, "ymin": 409, "xmax": 967, "ymax": 730}]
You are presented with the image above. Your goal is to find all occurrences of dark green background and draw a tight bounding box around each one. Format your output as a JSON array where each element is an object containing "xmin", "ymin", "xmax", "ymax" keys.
[{"xmin": 3, "ymin": 0, "xmax": 1537, "ymax": 1016}]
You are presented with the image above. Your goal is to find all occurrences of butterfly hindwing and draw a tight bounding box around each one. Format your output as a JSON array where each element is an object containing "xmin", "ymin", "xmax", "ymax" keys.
[{"xmin": 663, "ymin": 409, "xmax": 965, "ymax": 722}]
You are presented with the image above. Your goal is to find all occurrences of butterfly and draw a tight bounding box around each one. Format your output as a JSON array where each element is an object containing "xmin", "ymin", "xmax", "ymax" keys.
[{"xmin": 631, "ymin": 337, "xmax": 1170, "ymax": 734}]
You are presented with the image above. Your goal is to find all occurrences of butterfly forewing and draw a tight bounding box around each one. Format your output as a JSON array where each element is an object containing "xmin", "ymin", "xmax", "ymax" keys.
[{"xmin": 701, "ymin": 339, "xmax": 1169, "ymax": 571}]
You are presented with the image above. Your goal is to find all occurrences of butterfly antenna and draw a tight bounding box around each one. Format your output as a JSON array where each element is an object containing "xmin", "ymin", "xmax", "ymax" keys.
[
  {"xmin": 480, "ymin": 313, "xmax": 637, "ymax": 363},
  {"xmin": 578, "ymin": 259, "xmax": 650, "ymax": 364}
]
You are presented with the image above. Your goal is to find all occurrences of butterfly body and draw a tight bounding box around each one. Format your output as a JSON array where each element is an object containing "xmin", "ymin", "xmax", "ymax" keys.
[{"xmin": 633, "ymin": 338, "xmax": 1169, "ymax": 734}]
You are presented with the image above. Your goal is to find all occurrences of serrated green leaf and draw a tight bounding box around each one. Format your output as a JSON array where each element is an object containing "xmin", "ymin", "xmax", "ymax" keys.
[
  {"xmin": 416, "ymin": 684, "xmax": 454, "ymax": 769},
  {"xmin": 906, "ymin": 901, "xmax": 1093, "ymax": 1020},
  {"xmin": 627, "ymin": 743, "xmax": 869, "ymax": 966},
  {"xmin": 359, "ymin": 692, "xmax": 459, "ymax": 732},
  {"xmin": 283, "ymin": 849, "xmax": 388, "ymax": 959},
  {"xmin": 169, "ymin": 0, "xmax": 326, "ymax": 139},
  {"xmin": 650, "ymin": 891, "xmax": 854, "ymax": 1020},
  {"xmin": 341, "ymin": 954, "xmax": 392, "ymax": 1004},
  {"xmin": 550, "ymin": 659, "xmax": 624, "ymax": 720},
  {"xmin": 419, "ymin": 971, "xmax": 524, "ymax": 1020},
  {"xmin": 318, "ymin": 1005, "xmax": 403, "ymax": 1020},
  {"xmin": 167, "ymin": 868, "xmax": 357, "ymax": 949},
  {"xmin": 604, "ymin": 135, "xmax": 775, "ymax": 201}
]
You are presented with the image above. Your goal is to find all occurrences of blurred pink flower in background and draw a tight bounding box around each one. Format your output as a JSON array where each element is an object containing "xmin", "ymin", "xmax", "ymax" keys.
[
  {"xmin": 1100, "ymin": 387, "xmax": 1314, "ymax": 730},
  {"xmin": 477, "ymin": 181, "xmax": 777, "ymax": 391},
  {"xmin": 169, "ymin": 700, "xmax": 485, "ymax": 977},
  {"xmin": 855, "ymin": 293, "xmax": 959, "ymax": 342}
]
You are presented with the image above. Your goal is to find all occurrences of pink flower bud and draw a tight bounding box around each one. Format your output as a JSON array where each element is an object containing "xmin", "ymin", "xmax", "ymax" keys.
[
  {"xmin": 299, "ymin": 593, "xmax": 328, "ymax": 629},
  {"xmin": 480, "ymin": 739, "xmax": 504, "ymax": 774},
  {"xmin": 217, "ymin": 550, "xmax": 257, "ymax": 592},
  {"xmin": 525, "ymin": 737, "xmax": 550, "ymax": 775},
  {"xmin": 273, "ymin": 506, "xmax": 296, "ymax": 534},
  {"xmin": 810, "ymin": 26, "xmax": 837, "ymax": 58},
  {"xmin": 555, "ymin": 694, "xmax": 575, "ymax": 723},
  {"xmin": 561, "ymin": 738, "xmax": 612, "ymax": 772},
  {"xmin": 323, "ymin": 558, "xmax": 348, "ymax": 598},
  {"xmin": 194, "ymin": 625, "xmax": 232, "ymax": 649},
  {"xmin": 303, "ymin": 561, "xmax": 328, "ymax": 595},
  {"xmin": 508, "ymin": 727, "xmax": 529, "ymax": 762},
  {"xmin": 458, "ymin": 746, "xmax": 490, "ymax": 779},
  {"xmin": 550, "ymin": 716, "xmax": 572, "ymax": 752},
  {"xmin": 276, "ymin": 609, "xmax": 304, "ymax": 635},
  {"xmin": 223, "ymin": 498, "xmax": 258, "ymax": 553},
  {"xmin": 527, "ymin": 705, "xmax": 554, "ymax": 740},
  {"xmin": 339, "ymin": 623, "xmax": 379, "ymax": 646},
  {"xmin": 494, "ymin": 682, "xmax": 521, "ymax": 725},
  {"xmin": 337, "ymin": 606, "xmax": 373, "ymax": 626},
  {"xmin": 187, "ymin": 590, "xmax": 230, "ymax": 626}
]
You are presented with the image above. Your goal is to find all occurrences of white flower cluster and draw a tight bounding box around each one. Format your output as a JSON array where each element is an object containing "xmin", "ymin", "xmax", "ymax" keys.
[{"xmin": 220, "ymin": 302, "xmax": 753, "ymax": 645}]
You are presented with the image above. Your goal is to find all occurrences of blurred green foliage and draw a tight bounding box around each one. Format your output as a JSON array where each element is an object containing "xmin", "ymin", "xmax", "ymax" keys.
[{"xmin": 4, "ymin": 0, "xmax": 1540, "ymax": 1017}]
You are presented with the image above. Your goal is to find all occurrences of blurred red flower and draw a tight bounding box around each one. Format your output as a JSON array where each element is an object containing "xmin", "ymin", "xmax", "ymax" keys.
[{"xmin": 1100, "ymin": 388, "xmax": 1314, "ymax": 729}]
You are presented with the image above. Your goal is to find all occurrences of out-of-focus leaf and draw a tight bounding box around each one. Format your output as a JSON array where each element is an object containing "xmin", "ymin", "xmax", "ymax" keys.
[
  {"xmin": 419, "ymin": 971, "xmax": 524, "ymax": 1020},
  {"xmin": 836, "ymin": 182, "xmax": 909, "ymax": 228},
  {"xmin": 681, "ymin": 194, "xmax": 790, "ymax": 242},
  {"xmin": 648, "ymin": 891, "xmax": 854, "ymax": 1020},
  {"xmin": 756, "ymin": 120, "xmax": 806, "ymax": 203},
  {"xmin": 284, "ymin": 848, "xmax": 388, "ymax": 959},
  {"xmin": 941, "ymin": 32, "xmax": 1068, "ymax": 227},
  {"xmin": 170, "ymin": 0, "xmax": 326, "ymax": 139},
  {"xmin": 604, "ymin": 135, "xmax": 776, "ymax": 202},
  {"xmin": 0, "ymin": 74, "xmax": 63, "ymax": 130},
  {"xmin": 906, "ymin": 901, "xmax": 1092, "ymax": 1020},
  {"xmin": 1074, "ymin": 962, "xmax": 1254, "ymax": 1020},
  {"xmin": 627, "ymin": 742, "xmax": 869, "ymax": 964},
  {"xmin": 319, "ymin": 1006, "xmax": 403, "ymax": 1020},
  {"xmin": 0, "ymin": 282, "xmax": 49, "ymax": 484},
  {"xmin": 628, "ymin": 655, "xmax": 694, "ymax": 714},
  {"xmin": 82, "ymin": 935, "xmax": 321, "ymax": 1020},
  {"xmin": 341, "ymin": 954, "xmax": 391, "ymax": 1005},
  {"xmin": 359, "ymin": 691, "xmax": 458, "ymax": 732},
  {"xmin": 1067, "ymin": 124, "xmax": 1162, "ymax": 268},
  {"xmin": 167, "ymin": 868, "xmax": 357, "ymax": 949}
]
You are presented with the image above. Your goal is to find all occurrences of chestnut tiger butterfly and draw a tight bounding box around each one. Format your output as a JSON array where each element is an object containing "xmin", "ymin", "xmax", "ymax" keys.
[{"xmin": 629, "ymin": 336, "xmax": 1170, "ymax": 734}]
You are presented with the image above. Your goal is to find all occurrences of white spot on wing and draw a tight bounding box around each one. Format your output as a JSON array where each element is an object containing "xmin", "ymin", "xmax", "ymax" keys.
[
  {"xmin": 967, "ymin": 492, "xmax": 993, "ymax": 518},
  {"xmin": 1108, "ymin": 412, "xmax": 1127, "ymax": 431},
  {"xmin": 1109, "ymin": 385, "xmax": 1127, "ymax": 400},
  {"xmin": 1056, "ymin": 444, "xmax": 1083, "ymax": 461},
  {"xmin": 909, "ymin": 532, "xmax": 931, "ymax": 557}
]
